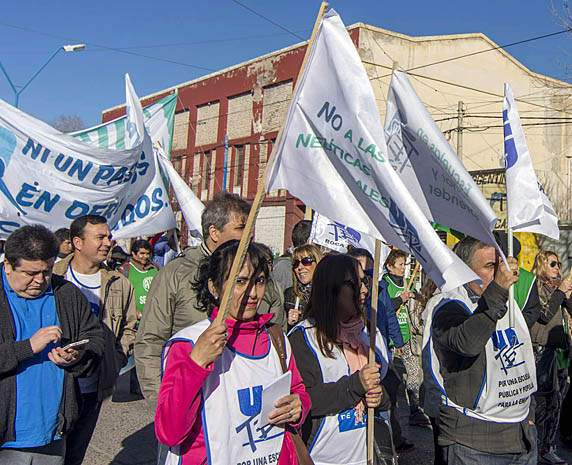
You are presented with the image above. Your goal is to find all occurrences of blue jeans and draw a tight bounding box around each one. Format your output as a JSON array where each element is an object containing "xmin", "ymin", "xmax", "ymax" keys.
[{"xmin": 443, "ymin": 426, "xmax": 537, "ymax": 465}]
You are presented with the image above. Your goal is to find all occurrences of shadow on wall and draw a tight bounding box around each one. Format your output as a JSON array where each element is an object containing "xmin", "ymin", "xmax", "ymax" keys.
[{"xmin": 112, "ymin": 422, "xmax": 157, "ymax": 465}]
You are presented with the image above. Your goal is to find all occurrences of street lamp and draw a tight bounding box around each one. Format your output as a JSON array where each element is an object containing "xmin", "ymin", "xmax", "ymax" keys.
[{"xmin": 0, "ymin": 43, "xmax": 86, "ymax": 108}]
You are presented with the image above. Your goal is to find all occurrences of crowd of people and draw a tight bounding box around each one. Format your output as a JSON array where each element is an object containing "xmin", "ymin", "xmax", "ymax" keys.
[{"xmin": 0, "ymin": 191, "xmax": 572, "ymax": 465}]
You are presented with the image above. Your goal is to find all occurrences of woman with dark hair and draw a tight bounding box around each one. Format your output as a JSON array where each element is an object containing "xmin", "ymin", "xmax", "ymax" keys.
[
  {"xmin": 289, "ymin": 254, "xmax": 390, "ymax": 465},
  {"xmin": 155, "ymin": 240, "xmax": 311, "ymax": 465},
  {"xmin": 284, "ymin": 244, "xmax": 323, "ymax": 330}
]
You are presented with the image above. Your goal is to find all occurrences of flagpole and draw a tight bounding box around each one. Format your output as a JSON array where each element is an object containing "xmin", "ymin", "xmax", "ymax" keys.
[
  {"xmin": 508, "ymin": 227, "xmax": 515, "ymax": 329},
  {"xmin": 367, "ymin": 240, "xmax": 382, "ymax": 465},
  {"xmin": 213, "ymin": 1, "xmax": 329, "ymax": 325}
]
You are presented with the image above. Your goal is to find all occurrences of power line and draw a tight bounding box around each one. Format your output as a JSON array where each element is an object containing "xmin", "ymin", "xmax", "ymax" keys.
[
  {"xmin": 407, "ymin": 28, "xmax": 572, "ymax": 72},
  {"xmin": 0, "ymin": 20, "xmax": 216, "ymax": 72},
  {"xmin": 230, "ymin": 0, "xmax": 305, "ymax": 41}
]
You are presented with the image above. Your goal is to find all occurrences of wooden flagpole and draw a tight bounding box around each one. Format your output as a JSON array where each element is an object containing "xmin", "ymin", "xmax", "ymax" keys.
[
  {"xmin": 367, "ymin": 240, "xmax": 382, "ymax": 464},
  {"xmin": 214, "ymin": 1, "xmax": 329, "ymax": 325}
]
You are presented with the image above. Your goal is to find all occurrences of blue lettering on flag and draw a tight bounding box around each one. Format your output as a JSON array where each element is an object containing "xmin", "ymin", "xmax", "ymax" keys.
[
  {"xmin": 0, "ymin": 126, "xmax": 27, "ymax": 215},
  {"xmin": 503, "ymin": 110, "xmax": 518, "ymax": 169}
]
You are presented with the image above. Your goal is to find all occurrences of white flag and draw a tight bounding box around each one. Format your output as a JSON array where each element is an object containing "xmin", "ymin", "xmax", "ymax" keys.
[
  {"xmin": 0, "ymin": 75, "xmax": 176, "ymax": 239},
  {"xmin": 504, "ymin": 83, "xmax": 559, "ymax": 240},
  {"xmin": 156, "ymin": 143, "xmax": 205, "ymax": 240},
  {"xmin": 265, "ymin": 9, "xmax": 479, "ymax": 292},
  {"xmin": 385, "ymin": 71, "xmax": 501, "ymax": 252},
  {"xmin": 309, "ymin": 211, "xmax": 383, "ymax": 256}
]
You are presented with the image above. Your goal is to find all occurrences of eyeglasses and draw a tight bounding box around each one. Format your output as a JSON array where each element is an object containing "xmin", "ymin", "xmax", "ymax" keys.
[
  {"xmin": 292, "ymin": 256, "xmax": 315, "ymax": 269},
  {"xmin": 550, "ymin": 260, "xmax": 561, "ymax": 268}
]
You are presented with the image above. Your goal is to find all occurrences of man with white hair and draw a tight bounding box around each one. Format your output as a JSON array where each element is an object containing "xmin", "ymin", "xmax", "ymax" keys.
[{"xmin": 425, "ymin": 236, "xmax": 537, "ymax": 464}]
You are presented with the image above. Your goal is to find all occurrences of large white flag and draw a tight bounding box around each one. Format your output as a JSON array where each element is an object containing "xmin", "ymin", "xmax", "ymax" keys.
[
  {"xmin": 504, "ymin": 83, "xmax": 559, "ymax": 240},
  {"xmin": 0, "ymin": 74, "xmax": 176, "ymax": 239},
  {"xmin": 265, "ymin": 9, "xmax": 479, "ymax": 292},
  {"xmin": 156, "ymin": 143, "xmax": 205, "ymax": 240},
  {"xmin": 385, "ymin": 71, "xmax": 501, "ymax": 251}
]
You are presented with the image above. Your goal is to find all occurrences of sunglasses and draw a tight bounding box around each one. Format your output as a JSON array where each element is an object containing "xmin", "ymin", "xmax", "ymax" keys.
[
  {"xmin": 550, "ymin": 260, "xmax": 561, "ymax": 268},
  {"xmin": 293, "ymin": 256, "xmax": 315, "ymax": 269},
  {"xmin": 344, "ymin": 276, "xmax": 371, "ymax": 289}
]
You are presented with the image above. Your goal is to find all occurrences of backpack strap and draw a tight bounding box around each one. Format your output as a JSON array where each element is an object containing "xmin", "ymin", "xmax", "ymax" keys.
[{"xmin": 267, "ymin": 324, "xmax": 287, "ymax": 373}]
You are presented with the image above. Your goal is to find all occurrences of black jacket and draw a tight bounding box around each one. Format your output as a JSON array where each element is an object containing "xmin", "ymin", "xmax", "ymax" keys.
[
  {"xmin": 0, "ymin": 274, "xmax": 105, "ymax": 445},
  {"xmin": 432, "ymin": 281, "xmax": 536, "ymax": 455}
]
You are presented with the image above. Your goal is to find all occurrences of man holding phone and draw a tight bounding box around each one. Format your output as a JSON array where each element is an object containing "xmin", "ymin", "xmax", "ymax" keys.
[
  {"xmin": 0, "ymin": 225, "xmax": 105, "ymax": 465},
  {"xmin": 53, "ymin": 215, "xmax": 136, "ymax": 465}
]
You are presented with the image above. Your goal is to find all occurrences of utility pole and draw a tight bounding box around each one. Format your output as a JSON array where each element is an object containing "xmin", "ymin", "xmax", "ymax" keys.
[{"xmin": 457, "ymin": 100, "xmax": 464, "ymax": 160}]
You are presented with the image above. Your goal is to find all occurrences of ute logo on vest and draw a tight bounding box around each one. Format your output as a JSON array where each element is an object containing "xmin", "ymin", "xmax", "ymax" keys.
[
  {"xmin": 235, "ymin": 386, "xmax": 280, "ymax": 453},
  {"xmin": 491, "ymin": 328, "xmax": 525, "ymax": 375},
  {"xmin": 143, "ymin": 276, "xmax": 153, "ymax": 292}
]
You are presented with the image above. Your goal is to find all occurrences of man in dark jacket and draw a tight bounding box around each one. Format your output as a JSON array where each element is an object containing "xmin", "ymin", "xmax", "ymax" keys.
[
  {"xmin": 0, "ymin": 225, "xmax": 104, "ymax": 464},
  {"xmin": 427, "ymin": 236, "xmax": 537, "ymax": 464}
]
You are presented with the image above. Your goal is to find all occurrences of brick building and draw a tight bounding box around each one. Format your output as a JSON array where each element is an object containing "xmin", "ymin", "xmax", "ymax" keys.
[{"xmin": 102, "ymin": 22, "xmax": 572, "ymax": 254}]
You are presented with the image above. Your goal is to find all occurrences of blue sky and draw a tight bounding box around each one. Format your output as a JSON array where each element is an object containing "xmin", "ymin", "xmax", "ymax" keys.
[{"xmin": 0, "ymin": 1, "xmax": 570, "ymax": 127}]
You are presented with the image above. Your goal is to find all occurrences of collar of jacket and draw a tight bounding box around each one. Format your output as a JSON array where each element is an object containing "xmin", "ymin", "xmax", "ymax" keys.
[
  {"xmin": 53, "ymin": 252, "xmax": 113, "ymax": 278},
  {"xmin": 200, "ymin": 242, "xmax": 212, "ymax": 257}
]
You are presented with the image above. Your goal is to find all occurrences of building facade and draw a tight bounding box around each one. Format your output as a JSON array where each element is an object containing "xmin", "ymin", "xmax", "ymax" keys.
[{"xmin": 102, "ymin": 23, "xmax": 572, "ymax": 254}]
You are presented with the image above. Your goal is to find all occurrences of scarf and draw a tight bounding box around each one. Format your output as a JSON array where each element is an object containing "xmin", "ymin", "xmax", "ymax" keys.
[
  {"xmin": 298, "ymin": 281, "xmax": 312, "ymax": 303},
  {"xmin": 337, "ymin": 315, "xmax": 369, "ymax": 423}
]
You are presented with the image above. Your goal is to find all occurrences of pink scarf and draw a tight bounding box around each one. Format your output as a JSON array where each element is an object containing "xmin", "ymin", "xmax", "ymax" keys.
[{"xmin": 337, "ymin": 316, "xmax": 369, "ymax": 423}]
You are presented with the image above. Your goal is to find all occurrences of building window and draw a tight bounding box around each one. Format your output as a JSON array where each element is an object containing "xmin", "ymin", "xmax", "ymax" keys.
[
  {"xmin": 202, "ymin": 150, "xmax": 211, "ymax": 190},
  {"xmin": 234, "ymin": 145, "xmax": 244, "ymax": 188}
]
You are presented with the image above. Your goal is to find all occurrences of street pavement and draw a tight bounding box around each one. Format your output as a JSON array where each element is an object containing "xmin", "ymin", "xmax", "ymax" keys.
[
  {"xmin": 84, "ymin": 395, "xmax": 434, "ymax": 465},
  {"xmin": 84, "ymin": 395, "xmax": 572, "ymax": 464}
]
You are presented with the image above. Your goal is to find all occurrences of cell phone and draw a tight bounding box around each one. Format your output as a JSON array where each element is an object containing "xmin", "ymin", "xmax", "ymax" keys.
[{"xmin": 62, "ymin": 339, "xmax": 89, "ymax": 351}]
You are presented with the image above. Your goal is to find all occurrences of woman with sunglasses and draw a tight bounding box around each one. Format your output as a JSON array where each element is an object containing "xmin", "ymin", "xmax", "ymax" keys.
[
  {"xmin": 288, "ymin": 254, "xmax": 392, "ymax": 465},
  {"xmin": 155, "ymin": 240, "xmax": 311, "ymax": 465},
  {"xmin": 530, "ymin": 250, "xmax": 572, "ymax": 465},
  {"xmin": 284, "ymin": 245, "xmax": 323, "ymax": 330}
]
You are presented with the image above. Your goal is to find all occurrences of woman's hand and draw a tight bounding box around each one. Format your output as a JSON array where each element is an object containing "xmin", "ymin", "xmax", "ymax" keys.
[
  {"xmin": 365, "ymin": 385, "xmax": 382, "ymax": 408},
  {"xmin": 287, "ymin": 309, "xmax": 301, "ymax": 326},
  {"xmin": 399, "ymin": 290, "xmax": 414, "ymax": 303},
  {"xmin": 358, "ymin": 363, "xmax": 381, "ymax": 392},
  {"xmin": 268, "ymin": 393, "xmax": 302, "ymax": 425},
  {"xmin": 190, "ymin": 322, "xmax": 228, "ymax": 368}
]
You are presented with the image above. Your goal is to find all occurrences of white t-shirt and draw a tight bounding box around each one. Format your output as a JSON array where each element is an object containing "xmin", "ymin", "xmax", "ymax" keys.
[{"xmin": 66, "ymin": 266, "xmax": 102, "ymax": 394}]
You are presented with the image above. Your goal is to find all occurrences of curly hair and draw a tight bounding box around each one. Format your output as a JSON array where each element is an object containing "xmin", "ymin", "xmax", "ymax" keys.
[{"xmin": 532, "ymin": 250, "xmax": 560, "ymax": 278}]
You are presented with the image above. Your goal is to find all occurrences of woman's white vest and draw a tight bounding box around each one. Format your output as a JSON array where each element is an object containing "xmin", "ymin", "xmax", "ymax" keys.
[
  {"xmin": 161, "ymin": 319, "xmax": 290, "ymax": 465},
  {"xmin": 423, "ymin": 285, "xmax": 536, "ymax": 423},
  {"xmin": 292, "ymin": 319, "xmax": 389, "ymax": 465}
]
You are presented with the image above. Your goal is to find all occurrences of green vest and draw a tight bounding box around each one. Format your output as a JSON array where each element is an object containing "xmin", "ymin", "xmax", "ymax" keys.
[
  {"xmin": 127, "ymin": 263, "xmax": 158, "ymax": 314},
  {"xmin": 384, "ymin": 275, "xmax": 411, "ymax": 343}
]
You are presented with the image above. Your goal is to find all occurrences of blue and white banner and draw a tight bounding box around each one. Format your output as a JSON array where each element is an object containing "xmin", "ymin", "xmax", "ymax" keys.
[
  {"xmin": 264, "ymin": 9, "xmax": 479, "ymax": 292},
  {"xmin": 504, "ymin": 83, "xmax": 559, "ymax": 240},
  {"xmin": 0, "ymin": 74, "xmax": 176, "ymax": 239}
]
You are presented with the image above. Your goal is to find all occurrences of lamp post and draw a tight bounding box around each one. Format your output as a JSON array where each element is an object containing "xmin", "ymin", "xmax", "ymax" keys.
[{"xmin": 0, "ymin": 43, "xmax": 85, "ymax": 108}]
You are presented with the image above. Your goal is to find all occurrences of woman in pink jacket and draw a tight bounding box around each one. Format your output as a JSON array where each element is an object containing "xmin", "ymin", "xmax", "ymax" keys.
[{"xmin": 156, "ymin": 240, "xmax": 311, "ymax": 465}]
